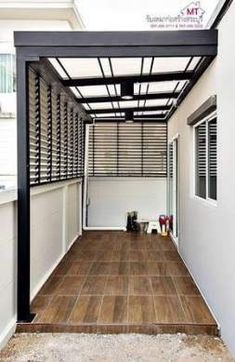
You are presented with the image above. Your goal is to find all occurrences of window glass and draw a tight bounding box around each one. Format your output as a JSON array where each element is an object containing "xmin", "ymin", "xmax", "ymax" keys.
[
  {"xmin": 195, "ymin": 121, "xmax": 206, "ymax": 199},
  {"xmin": 208, "ymin": 118, "xmax": 217, "ymax": 200},
  {"xmin": 0, "ymin": 54, "xmax": 16, "ymax": 93}
]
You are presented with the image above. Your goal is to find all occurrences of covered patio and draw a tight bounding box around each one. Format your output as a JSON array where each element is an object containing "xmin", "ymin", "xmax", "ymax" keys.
[{"xmin": 15, "ymin": 30, "xmax": 218, "ymax": 334}]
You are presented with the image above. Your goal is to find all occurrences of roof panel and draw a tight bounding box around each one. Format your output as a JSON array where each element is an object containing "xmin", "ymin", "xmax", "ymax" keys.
[
  {"xmin": 147, "ymin": 81, "xmax": 179, "ymax": 93},
  {"xmin": 59, "ymin": 58, "xmax": 102, "ymax": 78},
  {"xmin": 111, "ymin": 57, "xmax": 142, "ymax": 76},
  {"xmin": 152, "ymin": 57, "xmax": 191, "ymax": 73},
  {"xmin": 144, "ymin": 99, "xmax": 168, "ymax": 107},
  {"xmin": 87, "ymin": 102, "xmax": 114, "ymax": 110},
  {"xmin": 78, "ymin": 85, "xmax": 108, "ymax": 97}
]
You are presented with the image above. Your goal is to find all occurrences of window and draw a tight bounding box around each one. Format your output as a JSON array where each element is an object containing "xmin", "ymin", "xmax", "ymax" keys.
[
  {"xmin": 195, "ymin": 114, "xmax": 217, "ymax": 201},
  {"xmin": 0, "ymin": 54, "xmax": 16, "ymax": 93}
]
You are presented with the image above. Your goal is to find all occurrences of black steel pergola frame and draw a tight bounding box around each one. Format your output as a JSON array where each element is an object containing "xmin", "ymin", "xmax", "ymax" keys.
[{"xmin": 14, "ymin": 30, "xmax": 217, "ymax": 322}]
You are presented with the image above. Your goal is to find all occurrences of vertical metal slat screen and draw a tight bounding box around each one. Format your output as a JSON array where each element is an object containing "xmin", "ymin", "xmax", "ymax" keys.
[
  {"xmin": 28, "ymin": 67, "xmax": 85, "ymax": 186},
  {"xmin": 88, "ymin": 122, "xmax": 167, "ymax": 177}
]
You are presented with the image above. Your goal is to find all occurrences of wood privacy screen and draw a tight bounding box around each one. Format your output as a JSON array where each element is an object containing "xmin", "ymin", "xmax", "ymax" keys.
[
  {"xmin": 28, "ymin": 68, "xmax": 85, "ymax": 186},
  {"xmin": 88, "ymin": 122, "xmax": 167, "ymax": 177}
]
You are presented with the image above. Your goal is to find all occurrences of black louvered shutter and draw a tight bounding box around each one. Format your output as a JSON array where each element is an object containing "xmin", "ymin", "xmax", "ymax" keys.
[{"xmin": 88, "ymin": 121, "xmax": 167, "ymax": 177}]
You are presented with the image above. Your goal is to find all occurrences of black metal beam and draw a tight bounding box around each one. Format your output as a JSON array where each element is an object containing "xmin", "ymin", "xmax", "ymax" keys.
[
  {"xmin": 76, "ymin": 92, "xmax": 180, "ymax": 104},
  {"xmin": 88, "ymin": 105, "xmax": 171, "ymax": 114},
  {"xmin": 88, "ymin": 114, "xmax": 167, "ymax": 121},
  {"xmin": 62, "ymin": 71, "xmax": 194, "ymax": 87},
  {"xmin": 14, "ymin": 30, "xmax": 218, "ymax": 58},
  {"xmin": 16, "ymin": 46, "xmax": 218, "ymax": 58},
  {"xmin": 14, "ymin": 30, "xmax": 218, "ymax": 48}
]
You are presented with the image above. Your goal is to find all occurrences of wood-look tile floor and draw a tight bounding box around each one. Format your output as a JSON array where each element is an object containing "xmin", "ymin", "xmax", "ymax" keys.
[{"xmin": 18, "ymin": 232, "xmax": 218, "ymax": 335}]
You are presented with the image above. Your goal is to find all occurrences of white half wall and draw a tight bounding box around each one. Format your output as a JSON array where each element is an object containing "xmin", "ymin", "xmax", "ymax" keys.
[
  {"xmin": 87, "ymin": 177, "xmax": 166, "ymax": 228},
  {"xmin": 0, "ymin": 178, "xmax": 82, "ymax": 349},
  {"xmin": 168, "ymin": 1, "xmax": 235, "ymax": 355},
  {"xmin": 0, "ymin": 194, "xmax": 17, "ymax": 349},
  {"xmin": 30, "ymin": 179, "xmax": 82, "ymax": 299}
]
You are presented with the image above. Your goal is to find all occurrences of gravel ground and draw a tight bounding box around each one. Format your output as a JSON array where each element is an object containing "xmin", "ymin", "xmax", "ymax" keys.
[{"xmin": 0, "ymin": 333, "xmax": 234, "ymax": 362}]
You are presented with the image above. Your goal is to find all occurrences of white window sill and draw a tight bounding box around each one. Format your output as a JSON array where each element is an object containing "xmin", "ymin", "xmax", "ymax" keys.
[{"xmin": 192, "ymin": 194, "xmax": 217, "ymax": 207}]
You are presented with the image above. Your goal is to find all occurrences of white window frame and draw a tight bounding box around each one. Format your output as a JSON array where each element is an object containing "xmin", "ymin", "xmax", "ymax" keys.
[{"xmin": 193, "ymin": 110, "xmax": 217, "ymax": 205}]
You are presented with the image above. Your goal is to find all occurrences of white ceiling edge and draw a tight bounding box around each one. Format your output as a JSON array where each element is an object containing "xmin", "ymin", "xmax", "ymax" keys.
[{"xmin": 0, "ymin": 1, "xmax": 85, "ymax": 30}]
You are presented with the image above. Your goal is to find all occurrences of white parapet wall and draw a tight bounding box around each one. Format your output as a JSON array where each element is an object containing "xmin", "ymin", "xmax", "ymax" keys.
[
  {"xmin": 0, "ymin": 178, "xmax": 82, "ymax": 348},
  {"xmin": 30, "ymin": 179, "xmax": 82, "ymax": 299},
  {"xmin": 0, "ymin": 190, "xmax": 17, "ymax": 350},
  {"xmin": 87, "ymin": 177, "xmax": 167, "ymax": 228}
]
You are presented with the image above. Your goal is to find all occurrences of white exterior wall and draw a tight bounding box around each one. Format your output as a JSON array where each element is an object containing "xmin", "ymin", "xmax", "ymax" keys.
[
  {"xmin": 0, "ymin": 179, "xmax": 82, "ymax": 348},
  {"xmin": 0, "ymin": 118, "xmax": 16, "ymax": 185},
  {"xmin": 168, "ymin": 1, "xmax": 235, "ymax": 355},
  {"xmin": 0, "ymin": 193, "xmax": 17, "ymax": 349},
  {"xmin": 87, "ymin": 177, "xmax": 166, "ymax": 228}
]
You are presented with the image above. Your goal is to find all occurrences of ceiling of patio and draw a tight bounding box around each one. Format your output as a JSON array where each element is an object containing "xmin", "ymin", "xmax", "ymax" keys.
[{"xmin": 48, "ymin": 56, "xmax": 202, "ymax": 121}]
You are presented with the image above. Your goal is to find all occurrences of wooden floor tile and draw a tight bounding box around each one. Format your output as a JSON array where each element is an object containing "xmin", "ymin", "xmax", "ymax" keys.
[
  {"xmin": 129, "ymin": 262, "xmax": 148, "ymax": 275},
  {"xmin": 96, "ymin": 250, "xmax": 114, "ymax": 261},
  {"xmin": 66, "ymin": 261, "xmax": 92, "ymax": 275},
  {"xmin": 154, "ymin": 296, "xmax": 186, "ymax": 323},
  {"xmin": 99, "ymin": 296, "xmax": 128, "ymax": 324},
  {"xmin": 129, "ymin": 276, "xmax": 152, "ymax": 295},
  {"xmin": 81, "ymin": 276, "xmax": 107, "ymax": 295},
  {"xmin": 105, "ymin": 276, "xmax": 128, "ymax": 295},
  {"xmin": 166, "ymin": 262, "xmax": 189, "ymax": 276},
  {"xmin": 173, "ymin": 277, "xmax": 200, "ymax": 295},
  {"xmin": 75, "ymin": 249, "xmax": 97, "ymax": 261},
  {"xmin": 38, "ymin": 276, "xmax": 63, "ymax": 295},
  {"xmin": 36, "ymin": 295, "xmax": 76, "ymax": 323},
  {"xmin": 30, "ymin": 231, "xmax": 217, "ymax": 335},
  {"xmin": 109, "ymin": 262, "xmax": 129, "ymax": 275},
  {"xmin": 111, "ymin": 249, "xmax": 129, "ymax": 261},
  {"xmin": 68, "ymin": 296, "xmax": 102, "ymax": 324},
  {"xmin": 180, "ymin": 296, "xmax": 216, "ymax": 324},
  {"xmin": 55, "ymin": 276, "xmax": 85, "ymax": 295},
  {"xmin": 162, "ymin": 250, "xmax": 182, "ymax": 262},
  {"xmin": 53, "ymin": 260, "xmax": 71, "ymax": 276},
  {"xmin": 151, "ymin": 277, "xmax": 177, "ymax": 295},
  {"xmin": 146, "ymin": 262, "xmax": 167, "ymax": 276},
  {"xmin": 129, "ymin": 250, "xmax": 147, "ymax": 262},
  {"xmin": 145, "ymin": 240, "xmax": 162, "ymax": 250},
  {"xmin": 160, "ymin": 239, "xmax": 176, "ymax": 251},
  {"xmin": 145, "ymin": 250, "xmax": 164, "ymax": 261},
  {"xmin": 89, "ymin": 262, "xmax": 111, "ymax": 275},
  {"xmin": 128, "ymin": 296, "xmax": 156, "ymax": 323},
  {"xmin": 31, "ymin": 295, "xmax": 52, "ymax": 313}
]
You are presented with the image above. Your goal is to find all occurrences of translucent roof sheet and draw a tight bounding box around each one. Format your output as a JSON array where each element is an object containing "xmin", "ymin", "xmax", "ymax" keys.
[{"xmin": 48, "ymin": 55, "xmax": 202, "ymax": 121}]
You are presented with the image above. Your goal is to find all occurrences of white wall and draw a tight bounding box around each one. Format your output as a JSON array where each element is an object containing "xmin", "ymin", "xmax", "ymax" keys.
[
  {"xmin": 87, "ymin": 177, "xmax": 166, "ymax": 228},
  {"xmin": 30, "ymin": 179, "xmax": 82, "ymax": 299},
  {"xmin": 0, "ymin": 193, "xmax": 17, "ymax": 349},
  {"xmin": 168, "ymin": 1, "xmax": 235, "ymax": 355},
  {"xmin": 0, "ymin": 178, "xmax": 82, "ymax": 348},
  {"xmin": 0, "ymin": 118, "xmax": 16, "ymax": 179}
]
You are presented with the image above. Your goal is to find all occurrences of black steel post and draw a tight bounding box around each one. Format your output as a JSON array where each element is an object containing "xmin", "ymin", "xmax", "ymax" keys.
[{"xmin": 16, "ymin": 52, "xmax": 36, "ymax": 322}]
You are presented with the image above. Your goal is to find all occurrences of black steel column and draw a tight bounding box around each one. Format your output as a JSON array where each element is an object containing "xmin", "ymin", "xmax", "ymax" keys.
[{"xmin": 17, "ymin": 52, "xmax": 35, "ymax": 322}]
